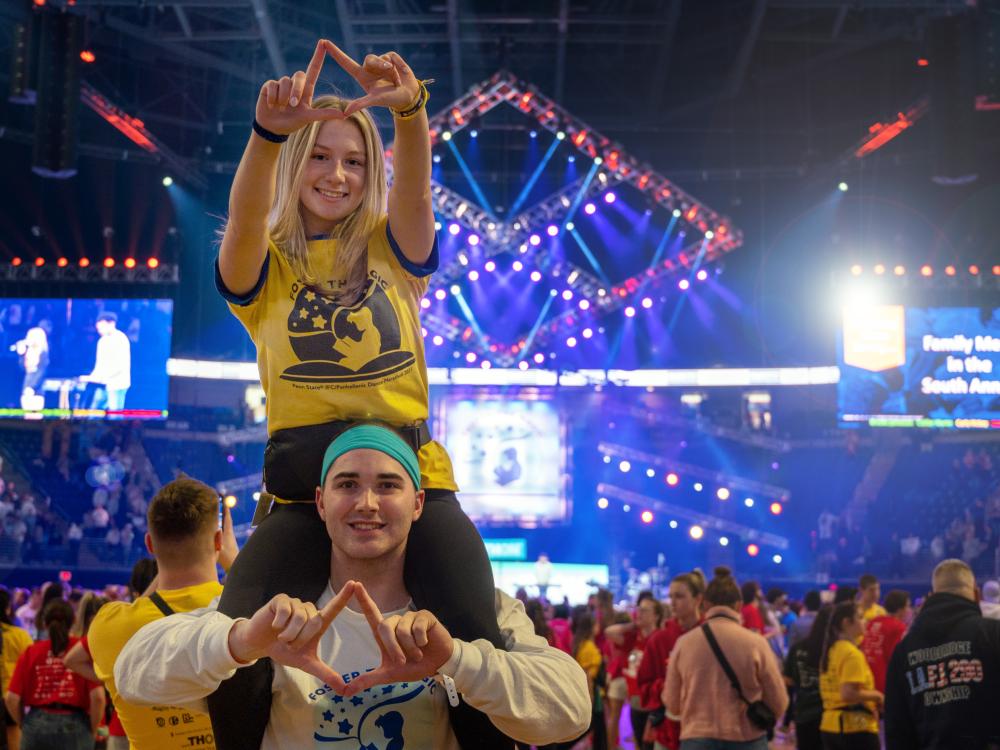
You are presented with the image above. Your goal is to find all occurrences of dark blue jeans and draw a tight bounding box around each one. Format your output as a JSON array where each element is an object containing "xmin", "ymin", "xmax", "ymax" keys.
[
  {"xmin": 680, "ymin": 737, "xmax": 769, "ymax": 750},
  {"xmin": 21, "ymin": 709, "xmax": 92, "ymax": 750}
]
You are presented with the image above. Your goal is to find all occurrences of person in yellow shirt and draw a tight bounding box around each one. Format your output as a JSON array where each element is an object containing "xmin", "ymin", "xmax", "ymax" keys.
[
  {"xmin": 858, "ymin": 574, "xmax": 886, "ymax": 624},
  {"xmin": 210, "ymin": 37, "xmax": 506, "ymax": 750},
  {"xmin": 819, "ymin": 602, "xmax": 883, "ymax": 750},
  {"xmin": 0, "ymin": 587, "xmax": 33, "ymax": 750},
  {"xmin": 82, "ymin": 478, "xmax": 238, "ymax": 750}
]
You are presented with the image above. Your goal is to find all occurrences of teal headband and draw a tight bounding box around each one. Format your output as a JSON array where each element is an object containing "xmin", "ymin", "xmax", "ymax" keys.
[{"xmin": 320, "ymin": 425, "xmax": 421, "ymax": 490}]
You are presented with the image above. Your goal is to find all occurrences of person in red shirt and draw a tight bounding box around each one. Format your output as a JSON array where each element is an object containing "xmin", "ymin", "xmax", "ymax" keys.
[
  {"xmin": 5, "ymin": 599, "xmax": 104, "ymax": 750},
  {"xmin": 636, "ymin": 572, "xmax": 705, "ymax": 750},
  {"xmin": 741, "ymin": 580, "xmax": 765, "ymax": 634},
  {"xmin": 861, "ymin": 589, "xmax": 911, "ymax": 693},
  {"xmin": 606, "ymin": 593, "xmax": 664, "ymax": 750}
]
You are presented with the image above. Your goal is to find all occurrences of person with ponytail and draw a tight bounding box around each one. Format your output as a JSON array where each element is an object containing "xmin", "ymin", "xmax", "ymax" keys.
[
  {"xmin": 783, "ymin": 605, "xmax": 834, "ymax": 750},
  {"xmin": 211, "ymin": 37, "xmax": 509, "ymax": 749},
  {"xmin": 5, "ymin": 600, "xmax": 104, "ymax": 750},
  {"xmin": 817, "ymin": 602, "xmax": 882, "ymax": 750},
  {"xmin": 0, "ymin": 587, "xmax": 33, "ymax": 750}
]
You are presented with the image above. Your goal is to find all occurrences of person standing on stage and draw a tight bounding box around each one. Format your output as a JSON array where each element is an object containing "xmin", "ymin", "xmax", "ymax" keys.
[
  {"xmin": 210, "ymin": 38, "xmax": 508, "ymax": 749},
  {"xmin": 83, "ymin": 313, "xmax": 131, "ymax": 411}
]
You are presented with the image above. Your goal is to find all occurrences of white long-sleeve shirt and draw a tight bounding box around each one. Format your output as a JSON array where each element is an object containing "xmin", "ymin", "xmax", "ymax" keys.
[
  {"xmin": 115, "ymin": 585, "xmax": 590, "ymax": 748},
  {"xmin": 90, "ymin": 329, "xmax": 131, "ymax": 390}
]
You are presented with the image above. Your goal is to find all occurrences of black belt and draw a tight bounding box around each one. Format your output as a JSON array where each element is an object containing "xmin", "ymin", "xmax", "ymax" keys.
[{"xmin": 36, "ymin": 703, "xmax": 85, "ymax": 714}]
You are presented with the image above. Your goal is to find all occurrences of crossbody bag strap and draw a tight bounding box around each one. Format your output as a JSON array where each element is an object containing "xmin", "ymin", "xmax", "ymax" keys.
[
  {"xmin": 147, "ymin": 592, "xmax": 175, "ymax": 617},
  {"xmin": 701, "ymin": 622, "xmax": 750, "ymax": 706}
]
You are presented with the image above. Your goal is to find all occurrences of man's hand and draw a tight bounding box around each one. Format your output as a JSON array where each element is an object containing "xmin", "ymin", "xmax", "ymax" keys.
[
  {"xmin": 227, "ymin": 582, "xmax": 355, "ymax": 691},
  {"xmin": 342, "ymin": 582, "xmax": 454, "ymax": 696}
]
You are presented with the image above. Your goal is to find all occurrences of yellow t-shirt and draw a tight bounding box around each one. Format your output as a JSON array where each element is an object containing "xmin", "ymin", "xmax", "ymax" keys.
[
  {"xmin": 225, "ymin": 217, "xmax": 456, "ymax": 491},
  {"xmin": 819, "ymin": 639, "xmax": 879, "ymax": 735},
  {"xmin": 88, "ymin": 581, "xmax": 223, "ymax": 749},
  {"xmin": 861, "ymin": 603, "xmax": 887, "ymax": 623},
  {"xmin": 0, "ymin": 624, "xmax": 33, "ymax": 693}
]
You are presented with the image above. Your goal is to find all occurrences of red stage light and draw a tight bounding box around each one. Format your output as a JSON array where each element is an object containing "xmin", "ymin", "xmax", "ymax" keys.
[
  {"xmin": 57, "ymin": 257, "xmax": 68, "ymax": 267},
  {"xmin": 747, "ymin": 544, "xmax": 760, "ymax": 557},
  {"xmin": 770, "ymin": 502, "xmax": 783, "ymax": 516},
  {"xmin": 79, "ymin": 257, "xmax": 90, "ymax": 268},
  {"xmin": 34, "ymin": 257, "xmax": 44, "ymax": 267},
  {"xmin": 969, "ymin": 265, "xmax": 980, "ymax": 276},
  {"xmin": 993, "ymin": 265, "xmax": 1000, "ymax": 276},
  {"xmin": 11, "ymin": 257, "xmax": 21, "ymax": 267},
  {"xmin": 147, "ymin": 258, "xmax": 160, "ymax": 269},
  {"xmin": 103, "ymin": 257, "xmax": 115, "ymax": 268},
  {"xmin": 920, "ymin": 265, "xmax": 933, "ymax": 277},
  {"xmin": 945, "ymin": 265, "xmax": 956, "ymax": 276},
  {"xmin": 80, "ymin": 50, "xmax": 96, "ymax": 64},
  {"xmin": 124, "ymin": 257, "xmax": 136, "ymax": 269},
  {"xmin": 32, "ymin": 0, "xmax": 45, "ymax": 6},
  {"xmin": 917, "ymin": 58, "xmax": 929, "ymax": 67},
  {"xmin": 666, "ymin": 473, "xmax": 679, "ymax": 487}
]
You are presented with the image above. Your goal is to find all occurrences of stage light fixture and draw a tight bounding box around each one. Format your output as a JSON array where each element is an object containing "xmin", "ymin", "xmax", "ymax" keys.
[
  {"xmin": 838, "ymin": 182, "xmax": 849, "ymax": 192},
  {"xmin": 894, "ymin": 265, "xmax": 905, "ymax": 276},
  {"xmin": 465, "ymin": 352, "xmax": 477, "ymax": 363},
  {"xmin": 645, "ymin": 468, "xmax": 655, "ymax": 478},
  {"xmin": 467, "ymin": 270, "xmax": 479, "ymax": 282},
  {"xmin": 512, "ymin": 260, "xmax": 523, "ymax": 272},
  {"xmin": 747, "ymin": 544, "xmax": 760, "ymax": 557},
  {"xmin": 567, "ymin": 155, "xmax": 575, "ymax": 163},
  {"xmin": 604, "ymin": 192, "xmax": 616, "ymax": 204},
  {"xmin": 873, "ymin": 263, "xmax": 885, "ymax": 275},
  {"xmin": 969, "ymin": 265, "xmax": 979, "ymax": 275},
  {"xmin": 162, "ymin": 176, "xmax": 173, "ymax": 187},
  {"xmin": 850, "ymin": 264, "xmax": 863, "ymax": 276},
  {"xmin": 945, "ymin": 265, "xmax": 956, "ymax": 276},
  {"xmin": 917, "ymin": 58, "xmax": 929, "ymax": 67},
  {"xmin": 432, "ymin": 335, "xmax": 443, "ymax": 346},
  {"xmin": 744, "ymin": 497, "xmax": 755, "ymax": 508},
  {"xmin": 518, "ymin": 361, "xmax": 529, "ymax": 371},
  {"xmin": 770, "ymin": 502, "xmax": 783, "ymax": 515},
  {"xmin": 562, "ymin": 290, "xmax": 573, "ymax": 301},
  {"xmin": 678, "ymin": 279, "xmax": 690, "ymax": 291},
  {"xmin": 666, "ymin": 472, "xmax": 679, "ymax": 486},
  {"xmin": 641, "ymin": 510, "xmax": 654, "ymax": 524},
  {"xmin": 484, "ymin": 260, "xmax": 496, "ymax": 272},
  {"xmin": 623, "ymin": 504, "xmax": 630, "ymax": 512},
  {"xmin": 584, "ymin": 203, "xmax": 596, "ymax": 215},
  {"xmin": 705, "ymin": 230, "xmax": 714, "ymax": 239},
  {"xmin": 80, "ymin": 50, "xmax": 96, "ymax": 63},
  {"xmin": 519, "ymin": 244, "xmax": 529, "ymax": 254},
  {"xmin": 480, "ymin": 360, "xmax": 491, "ymax": 369},
  {"xmin": 441, "ymin": 131, "xmax": 452, "ymax": 141},
  {"xmin": 103, "ymin": 258, "xmax": 115, "ymax": 268},
  {"xmin": 597, "ymin": 497, "xmax": 609, "ymax": 509},
  {"xmin": 545, "ymin": 225, "xmax": 557, "ymax": 237},
  {"xmin": 11, "ymin": 258, "xmax": 21, "ymax": 267},
  {"xmin": 696, "ymin": 269, "xmax": 708, "ymax": 282},
  {"xmin": 432, "ymin": 154, "xmax": 441, "ymax": 164},
  {"xmin": 624, "ymin": 306, "xmax": 635, "ymax": 318},
  {"xmin": 619, "ymin": 460, "xmax": 631, "ymax": 473},
  {"xmin": 669, "ymin": 520, "xmax": 678, "ymax": 529},
  {"xmin": 566, "ymin": 336, "xmax": 577, "ymax": 348},
  {"xmin": 147, "ymin": 258, "xmax": 159, "ymax": 269},
  {"xmin": 468, "ymin": 234, "xmax": 479, "ymax": 246},
  {"xmin": 530, "ymin": 270, "xmax": 542, "ymax": 282},
  {"xmin": 34, "ymin": 257, "xmax": 44, "ymax": 267},
  {"xmin": 921, "ymin": 265, "xmax": 933, "ymax": 277},
  {"xmin": 469, "ymin": 129, "xmax": 478, "ymax": 138},
  {"xmin": 579, "ymin": 300, "xmax": 590, "ymax": 311},
  {"xmin": 529, "ymin": 130, "xmax": 537, "ymax": 138},
  {"xmin": 672, "ymin": 209, "xmax": 682, "ymax": 218},
  {"xmin": 79, "ymin": 258, "xmax": 90, "ymax": 267},
  {"xmin": 641, "ymin": 297, "xmax": 653, "ymax": 309},
  {"xmin": 420, "ymin": 298, "xmax": 431, "ymax": 309},
  {"xmin": 720, "ymin": 537, "xmax": 729, "ymax": 547},
  {"xmin": 434, "ymin": 289, "xmax": 447, "ymax": 301},
  {"xmin": 565, "ymin": 221, "xmax": 575, "ymax": 231},
  {"xmin": 124, "ymin": 258, "xmax": 136, "ymax": 269},
  {"xmin": 689, "ymin": 525, "xmax": 704, "ymax": 540},
  {"xmin": 582, "ymin": 327, "xmax": 593, "ymax": 338},
  {"xmin": 556, "ymin": 131, "xmax": 566, "ymax": 140},
  {"xmin": 993, "ymin": 265, "xmax": 1000, "ymax": 276},
  {"xmin": 533, "ymin": 352, "xmax": 545, "ymax": 364},
  {"xmin": 772, "ymin": 554, "xmax": 783, "ymax": 564},
  {"xmin": 693, "ymin": 482, "xmax": 703, "ymax": 492},
  {"xmin": 448, "ymin": 223, "xmax": 460, "ymax": 236},
  {"xmin": 529, "ymin": 234, "xmax": 541, "ymax": 246},
  {"xmin": 717, "ymin": 488, "xmax": 730, "ymax": 501},
  {"xmin": 57, "ymin": 257, "xmax": 68, "ymax": 267}
]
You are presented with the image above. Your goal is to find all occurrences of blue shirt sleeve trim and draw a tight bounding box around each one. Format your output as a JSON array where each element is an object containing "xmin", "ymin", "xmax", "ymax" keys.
[
  {"xmin": 215, "ymin": 253, "xmax": 270, "ymax": 306},
  {"xmin": 386, "ymin": 221, "xmax": 439, "ymax": 278}
]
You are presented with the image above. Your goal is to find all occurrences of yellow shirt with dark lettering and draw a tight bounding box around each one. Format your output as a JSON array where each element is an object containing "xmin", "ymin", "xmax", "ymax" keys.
[
  {"xmin": 89, "ymin": 581, "xmax": 223, "ymax": 749},
  {"xmin": 819, "ymin": 639, "xmax": 879, "ymax": 735},
  {"xmin": 222, "ymin": 216, "xmax": 456, "ymax": 491}
]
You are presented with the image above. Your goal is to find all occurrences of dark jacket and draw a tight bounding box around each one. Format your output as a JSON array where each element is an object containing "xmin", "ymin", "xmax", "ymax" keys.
[{"xmin": 884, "ymin": 592, "xmax": 1000, "ymax": 750}]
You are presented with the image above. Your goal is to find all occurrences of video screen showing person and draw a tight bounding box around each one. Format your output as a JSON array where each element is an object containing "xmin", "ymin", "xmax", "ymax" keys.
[{"xmin": 0, "ymin": 298, "xmax": 172, "ymax": 420}]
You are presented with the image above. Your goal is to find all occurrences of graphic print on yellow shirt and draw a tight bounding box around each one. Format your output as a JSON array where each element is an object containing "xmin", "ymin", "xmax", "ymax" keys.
[
  {"xmin": 819, "ymin": 639, "xmax": 879, "ymax": 735},
  {"xmin": 220, "ymin": 217, "xmax": 457, "ymax": 491}
]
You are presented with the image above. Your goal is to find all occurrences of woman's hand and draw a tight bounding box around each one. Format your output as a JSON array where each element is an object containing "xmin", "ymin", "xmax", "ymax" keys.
[
  {"xmin": 254, "ymin": 40, "xmax": 350, "ymax": 136},
  {"xmin": 322, "ymin": 41, "xmax": 421, "ymax": 116}
]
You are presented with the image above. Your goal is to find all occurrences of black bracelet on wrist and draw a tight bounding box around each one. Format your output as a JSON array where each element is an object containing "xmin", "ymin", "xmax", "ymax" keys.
[{"xmin": 252, "ymin": 119, "xmax": 289, "ymax": 144}]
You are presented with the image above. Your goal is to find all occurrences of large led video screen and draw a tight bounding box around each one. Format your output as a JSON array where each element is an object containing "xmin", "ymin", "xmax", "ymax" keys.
[
  {"xmin": 440, "ymin": 395, "xmax": 569, "ymax": 525},
  {"xmin": 838, "ymin": 306, "xmax": 1000, "ymax": 429},
  {"xmin": 0, "ymin": 298, "xmax": 172, "ymax": 420}
]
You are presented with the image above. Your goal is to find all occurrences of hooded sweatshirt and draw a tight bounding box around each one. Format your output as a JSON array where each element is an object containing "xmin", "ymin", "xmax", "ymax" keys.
[{"xmin": 884, "ymin": 592, "xmax": 1000, "ymax": 750}]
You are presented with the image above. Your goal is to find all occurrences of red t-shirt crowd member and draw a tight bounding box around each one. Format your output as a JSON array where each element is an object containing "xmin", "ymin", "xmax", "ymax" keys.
[
  {"xmin": 861, "ymin": 614, "xmax": 906, "ymax": 693},
  {"xmin": 636, "ymin": 618, "xmax": 701, "ymax": 749},
  {"xmin": 8, "ymin": 637, "xmax": 100, "ymax": 711},
  {"xmin": 741, "ymin": 603, "xmax": 764, "ymax": 634},
  {"xmin": 621, "ymin": 627, "xmax": 651, "ymax": 698}
]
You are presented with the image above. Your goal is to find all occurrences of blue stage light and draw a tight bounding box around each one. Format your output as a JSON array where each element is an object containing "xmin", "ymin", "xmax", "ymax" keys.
[
  {"xmin": 465, "ymin": 352, "xmax": 477, "ymax": 363},
  {"xmin": 533, "ymin": 353, "xmax": 545, "ymax": 364},
  {"xmin": 562, "ymin": 290, "xmax": 573, "ymax": 301},
  {"xmin": 450, "ymin": 284, "xmax": 460, "ymax": 295},
  {"xmin": 546, "ymin": 225, "xmax": 559, "ymax": 237},
  {"xmin": 672, "ymin": 209, "xmax": 682, "ymax": 218},
  {"xmin": 420, "ymin": 298, "xmax": 430, "ymax": 309},
  {"xmin": 530, "ymin": 270, "xmax": 542, "ymax": 282},
  {"xmin": 512, "ymin": 260, "xmax": 523, "ymax": 272},
  {"xmin": 624, "ymin": 306, "xmax": 635, "ymax": 318},
  {"xmin": 619, "ymin": 460, "xmax": 631, "ymax": 473},
  {"xmin": 566, "ymin": 337, "xmax": 577, "ymax": 347},
  {"xmin": 720, "ymin": 537, "xmax": 730, "ymax": 547},
  {"xmin": 434, "ymin": 289, "xmax": 447, "ymax": 301},
  {"xmin": 641, "ymin": 297, "xmax": 653, "ymax": 309},
  {"xmin": 556, "ymin": 131, "xmax": 566, "ymax": 140},
  {"xmin": 566, "ymin": 221, "xmax": 575, "ymax": 231},
  {"xmin": 432, "ymin": 154, "xmax": 441, "ymax": 164},
  {"xmin": 678, "ymin": 279, "xmax": 690, "ymax": 291},
  {"xmin": 604, "ymin": 192, "xmax": 617, "ymax": 204},
  {"xmin": 579, "ymin": 300, "xmax": 590, "ymax": 311},
  {"xmin": 432, "ymin": 335, "xmax": 443, "ymax": 346},
  {"xmin": 568, "ymin": 155, "xmax": 575, "ymax": 163},
  {"xmin": 484, "ymin": 260, "xmax": 496, "ymax": 272},
  {"xmin": 470, "ymin": 129, "xmax": 478, "ymax": 138},
  {"xmin": 441, "ymin": 131, "xmax": 452, "ymax": 141},
  {"xmin": 480, "ymin": 360, "xmax": 490, "ymax": 369},
  {"xmin": 597, "ymin": 497, "xmax": 609, "ymax": 509},
  {"xmin": 518, "ymin": 361, "xmax": 529, "ymax": 371},
  {"xmin": 529, "ymin": 130, "xmax": 537, "ymax": 138},
  {"xmin": 448, "ymin": 223, "xmax": 461, "ymax": 235},
  {"xmin": 696, "ymin": 269, "xmax": 708, "ymax": 281},
  {"xmin": 468, "ymin": 270, "xmax": 479, "ymax": 281},
  {"xmin": 529, "ymin": 234, "xmax": 541, "ymax": 246},
  {"xmin": 582, "ymin": 328, "xmax": 593, "ymax": 338},
  {"xmin": 584, "ymin": 203, "xmax": 596, "ymax": 215},
  {"xmin": 468, "ymin": 234, "xmax": 480, "ymax": 246}
]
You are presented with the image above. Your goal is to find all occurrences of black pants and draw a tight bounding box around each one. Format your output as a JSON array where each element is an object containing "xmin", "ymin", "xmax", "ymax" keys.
[
  {"xmin": 630, "ymin": 705, "xmax": 653, "ymax": 750},
  {"xmin": 796, "ymin": 719, "xmax": 822, "ymax": 750},
  {"xmin": 820, "ymin": 731, "xmax": 880, "ymax": 750},
  {"xmin": 208, "ymin": 423, "xmax": 512, "ymax": 749}
]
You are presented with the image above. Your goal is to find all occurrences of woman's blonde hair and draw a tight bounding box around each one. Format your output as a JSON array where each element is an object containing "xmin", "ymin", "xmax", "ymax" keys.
[{"xmin": 268, "ymin": 95, "xmax": 387, "ymax": 305}]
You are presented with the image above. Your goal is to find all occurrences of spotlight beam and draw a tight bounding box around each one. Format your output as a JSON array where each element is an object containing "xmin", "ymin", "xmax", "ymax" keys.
[
  {"xmin": 445, "ymin": 139, "xmax": 494, "ymax": 220},
  {"xmin": 509, "ymin": 134, "xmax": 563, "ymax": 216},
  {"xmin": 560, "ymin": 159, "xmax": 601, "ymax": 232},
  {"xmin": 521, "ymin": 290, "xmax": 559, "ymax": 358},
  {"xmin": 666, "ymin": 235, "xmax": 709, "ymax": 332},
  {"xmin": 568, "ymin": 228, "xmax": 610, "ymax": 282},
  {"xmin": 634, "ymin": 212, "xmax": 679, "ymax": 297},
  {"xmin": 451, "ymin": 287, "xmax": 489, "ymax": 350}
]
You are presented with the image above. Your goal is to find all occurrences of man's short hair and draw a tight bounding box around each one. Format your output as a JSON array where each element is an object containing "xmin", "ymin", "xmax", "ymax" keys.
[
  {"xmin": 97, "ymin": 312, "xmax": 118, "ymax": 324},
  {"xmin": 859, "ymin": 573, "xmax": 879, "ymax": 590},
  {"xmin": 804, "ymin": 590, "xmax": 822, "ymax": 611},
  {"xmin": 147, "ymin": 478, "xmax": 218, "ymax": 565},
  {"xmin": 884, "ymin": 589, "xmax": 911, "ymax": 614},
  {"xmin": 932, "ymin": 559, "xmax": 976, "ymax": 596},
  {"xmin": 834, "ymin": 586, "xmax": 858, "ymax": 604}
]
